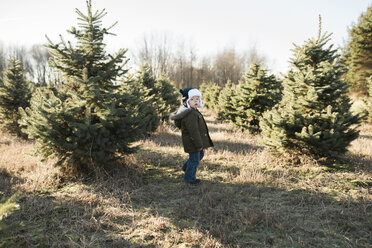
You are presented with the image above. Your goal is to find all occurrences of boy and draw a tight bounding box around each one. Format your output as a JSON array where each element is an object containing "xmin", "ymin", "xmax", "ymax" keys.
[{"xmin": 170, "ymin": 87, "xmax": 214, "ymax": 184}]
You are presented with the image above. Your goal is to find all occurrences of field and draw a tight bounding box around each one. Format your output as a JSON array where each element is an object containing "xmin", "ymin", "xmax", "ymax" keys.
[{"xmin": 0, "ymin": 109, "xmax": 371, "ymax": 247}]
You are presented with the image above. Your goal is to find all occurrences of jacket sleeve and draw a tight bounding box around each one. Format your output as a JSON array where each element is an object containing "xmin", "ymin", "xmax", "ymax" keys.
[{"xmin": 184, "ymin": 112, "xmax": 203, "ymax": 149}]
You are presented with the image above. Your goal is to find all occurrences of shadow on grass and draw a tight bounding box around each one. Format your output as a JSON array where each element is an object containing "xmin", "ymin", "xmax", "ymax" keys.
[
  {"xmin": 359, "ymin": 134, "xmax": 372, "ymax": 140},
  {"xmin": 317, "ymin": 155, "xmax": 372, "ymax": 175},
  {"xmin": 124, "ymin": 149, "xmax": 372, "ymax": 247},
  {"xmin": 110, "ymin": 148, "xmax": 372, "ymax": 247},
  {"xmin": 206, "ymin": 123, "xmax": 236, "ymax": 134},
  {"xmin": 1, "ymin": 150, "xmax": 371, "ymax": 247},
  {"xmin": 149, "ymin": 132, "xmax": 264, "ymax": 154},
  {"xmin": 0, "ymin": 191, "xmax": 150, "ymax": 247},
  {"xmin": 0, "ymin": 168, "xmax": 158, "ymax": 248},
  {"xmin": 0, "ymin": 168, "xmax": 24, "ymax": 195}
]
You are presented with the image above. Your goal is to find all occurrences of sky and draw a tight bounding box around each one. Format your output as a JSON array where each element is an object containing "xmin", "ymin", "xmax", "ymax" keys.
[{"xmin": 0, "ymin": 0, "xmax": 371, "ymax": 74}]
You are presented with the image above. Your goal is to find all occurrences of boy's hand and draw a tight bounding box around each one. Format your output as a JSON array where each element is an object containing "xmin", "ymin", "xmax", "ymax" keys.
[{"xmin": 198, "ymin": 148, "xmax": 203, "ymax": 151}]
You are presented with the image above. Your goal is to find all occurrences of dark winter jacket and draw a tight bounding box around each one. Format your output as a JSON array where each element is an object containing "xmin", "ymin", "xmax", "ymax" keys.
[{"xmin": 170, "ymin": 107, "xmax": 214, "ymax": 153}]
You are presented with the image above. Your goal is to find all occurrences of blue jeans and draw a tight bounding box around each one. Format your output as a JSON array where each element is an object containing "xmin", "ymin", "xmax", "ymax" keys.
[{"xmin": 183, "ymin": 150, "xmax": 204, "ymax": 182}]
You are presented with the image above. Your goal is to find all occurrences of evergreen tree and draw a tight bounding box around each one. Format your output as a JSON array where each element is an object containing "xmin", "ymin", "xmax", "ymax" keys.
[
  {"xmin": 261, "ymin": 21, "xmax": 361, "ymax": 157},
  {"xmin": 216, "ymin": 80, "xmax": 237, "ymax": 121},
  {"xmin": 133, "ymin": 66, "xmax": 159, "ymax": 132},
  {"xmin": 120, "ymin": 73, "xmax": 159, "ymax": 135},
  {"xmin": 343, "ymin": 5, "xmax": 372, "ymax": 95},
  {"xmin": 0, "ymin": 57, "xmax": 33, "ymax": 138},
  {"xmin": 154, "ymin": 75, "xmax": 179, "ymax": 120},
  {"xmin": 133, "ymin": 66, "xmax": 179, "ymax": 123},
  {"xmin": 200, "ymin": 82, "xmax": 221, "ymax": 111},
  {"xmin": 229, "ymin": 64, "xmax": 282, "ymax": 133},
  {"xmin": 20, "ymin": 0, "xmax": 146, "ymax": 172}
]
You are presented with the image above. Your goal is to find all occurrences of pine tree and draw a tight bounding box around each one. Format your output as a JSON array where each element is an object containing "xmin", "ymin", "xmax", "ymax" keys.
[
  {"xmin": 343, "ymin": 5, "xmax": 372, "ymax": 95},
  {"xmin": 120, "ymin": 72, "xmax": 159, "ymax": 135},
  {"xmin": 261, "ymin": 19, "xmax": 361, "ymax": 157},
  {"xmin": 216, "ymin": 80, "xmax": 237, "ymax": 121},
  {"xmin": 229, "ymin": 64, "xmax": 282, "ymax": 133},
  {"xmin": 200, "ymin": 82, "xmax": 221, "ymax": 111},
  {"xmin": 19, "ymin": 0, "xmax": 146, "ymax": 172},
  {"xmin": 132, "ymin": 66, "xmax": 160, "ymax": 133},
  {"xmin": 0, "ymin": 57, "xmax": 33, "ymax": 138},
  {"xmin": 154, "ymin": 75, "xmax": 179, "ymax": 120}
]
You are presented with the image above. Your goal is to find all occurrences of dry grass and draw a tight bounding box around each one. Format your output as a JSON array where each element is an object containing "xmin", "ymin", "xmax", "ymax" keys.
[{"xmin": 0, "ymin": 109, "xmax": 371, "ymax": 247}]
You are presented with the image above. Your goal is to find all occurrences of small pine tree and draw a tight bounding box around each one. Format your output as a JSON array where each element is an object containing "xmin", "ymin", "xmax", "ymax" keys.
[
  {"xmin": 0, "ymin": 57, "xmax": 33, "ymax": 137},
  {"xmin": 216, "ymin": 80, "xmax": 237, "ymax": 121},
  {"xmin": 120, "ymin": 73, "xmax": 159, "ymax": 135},
  {"xmin": 19, "ymin": 0, "xmax": 147, "ymax": 173},
  {"xmin": 200, "ymin": 82, "xmax": 221, "ymax": 111},
  {"xmin": 134, "ymin": 67, "xmax": 179, "ymax": 122},
  {"xmin": 229, "ymin": 64, "xmax": 282, "ymax": 133},
  {"xmin": 154, "ymin": 75, "xmax": 179, "ymax": 120},
  {"xmin": 261, "ymin": 19, "xmax": 361, "ymax": 157},
  {"xmin": 133, "ymin": 66, "xmax": 160, "ymax": 132}
]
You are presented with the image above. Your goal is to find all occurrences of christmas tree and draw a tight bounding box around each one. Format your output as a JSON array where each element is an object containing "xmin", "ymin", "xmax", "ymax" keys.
[
  {"xmin": 120, "ymin": 72, "xmax": 159, "ymax": 135},
  {"xmin": 199, "ymin": 82, "xmax": 221, "ymax": 111},
  {"xmin": 154, "ymin": 75, "xmax": 179, "ymax": 120},
  {"xmin": 230, "ymin": 63, "xmax": 282, "ymax": 133},
  {"xmin": 216, "ymin": 80, "xmax": 237, "ymax": 122},
  {"xmin": 20, "ymin": 0, "xmax": 147, "ymax": 173},
  {"xmin": 260, "ymin": 19, "xmax": 361, "ymax": 156},
  {"xmin": 343, "ymin": 6, "xmax": 372, "ymax": 95},
  {"xmin": 0, "ymin": 57, "xmax": 33, "ymax": 138},
  {"xmin": 133, "ymin": 66, "xmax": 178, "ymax": 124}
]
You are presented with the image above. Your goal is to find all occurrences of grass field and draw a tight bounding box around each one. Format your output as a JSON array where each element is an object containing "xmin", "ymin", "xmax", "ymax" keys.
[{"xmin": 0, "ymin": 109, "xmax": 371, "ymax": 247}]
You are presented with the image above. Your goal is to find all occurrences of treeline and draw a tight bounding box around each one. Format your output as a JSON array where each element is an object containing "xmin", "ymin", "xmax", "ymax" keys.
[
  {"xmin": 0, "ymin": 39, "xmax": 267, "ymax": 90},
  {"xmin": 132, "ymin": 34, "xmax": 267, "ymax": 88}
]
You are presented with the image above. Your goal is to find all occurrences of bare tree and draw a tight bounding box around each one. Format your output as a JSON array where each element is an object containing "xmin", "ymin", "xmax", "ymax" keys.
[
  {"xmin": 244, "ymin": 45, "xmax": 268, "ymax": 67},
  {"xmin": 132, "ymin": 32, "xmax": 269, "ymax": 88},
  {"xmin": 169, "ymin": 40, "xmax": 186, "ymax": 89},
  {"xmin": 30, "ymin": 44, "xmax": 51, "ymax": 86},
  {"xmin": 196, "ymin": 56, "xmax": 213, "ymax": 85},
  {"xmin": 134, "ymin": 33, "xmax": 173, "ymax": 78},
  {"xmin": 187, "ymin": 43, "xmax": 197, "ymax": 87},
  {"xmin": 213, "ymin": 47, "xmax": 245, "ymax": 85},
  {"xmin": 0, "ymin": 42, "xmax": 6, "ymax": 79}
]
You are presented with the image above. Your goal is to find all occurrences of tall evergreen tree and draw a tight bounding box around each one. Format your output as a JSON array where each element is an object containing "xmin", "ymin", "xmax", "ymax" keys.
[
  {"xmin": 261, "ymin": 20, "xmax": 361, "ymax": 157},
  {"xmin": 0, "ymin": 57, "xmax": 33, "ymax": 138},
  {"xmin": 229, "ymin": 64, "xmax": 282, "ymax": 133},
  {"xmin": 343, "ymin": 5, "xmax": 372, "ymax": 95},
  {"xmin": 20, "ymin": 0, "xmax": 147, "ymax": 173}
]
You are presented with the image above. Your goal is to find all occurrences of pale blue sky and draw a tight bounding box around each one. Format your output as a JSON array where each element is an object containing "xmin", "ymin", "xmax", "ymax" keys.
[{"xmin": 0, "ymin": 0, "xmax": 370, "ymax": 74}]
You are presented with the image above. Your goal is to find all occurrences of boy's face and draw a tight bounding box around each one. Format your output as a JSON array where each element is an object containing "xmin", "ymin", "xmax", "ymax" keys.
[{"xmin": 188, "ymin": 96, "xmax": 200, "ymax": 109}]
